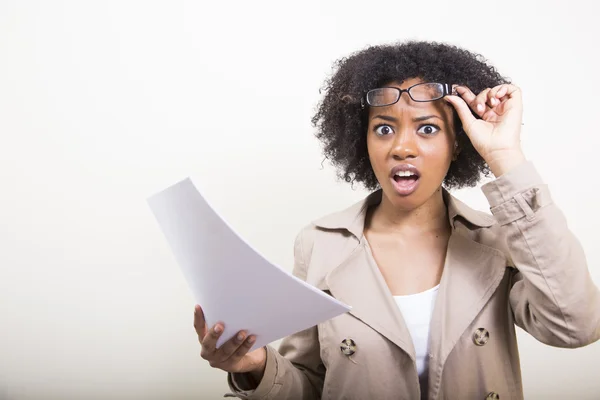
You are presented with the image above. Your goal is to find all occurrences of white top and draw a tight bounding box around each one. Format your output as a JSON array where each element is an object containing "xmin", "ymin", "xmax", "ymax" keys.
[{"xmin": 393, "ymin": 284, "xmax": 439, "ymax": 391}]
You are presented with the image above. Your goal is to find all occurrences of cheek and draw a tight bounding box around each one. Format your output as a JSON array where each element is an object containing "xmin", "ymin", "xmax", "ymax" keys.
[
  {"xmin": 421, "ymin": 139, "xmax": 453, "ymax": 166},
  {"xmin": 367, "ymin": 138, "xmax": 388, "ymax": 171}
]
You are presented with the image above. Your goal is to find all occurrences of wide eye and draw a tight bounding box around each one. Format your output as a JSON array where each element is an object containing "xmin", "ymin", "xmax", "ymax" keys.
[
  {"xmin": 374, "ymin": 124, "xmax": 394, "ymax": 136},
  {"xmin": 417, "ymin": 124, "xmax": 440, "ymax": 135}
]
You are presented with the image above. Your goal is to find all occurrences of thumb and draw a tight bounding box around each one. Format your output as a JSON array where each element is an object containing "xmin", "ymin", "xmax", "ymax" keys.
[{"xmin": 444, "ymin": 95, "xmax": 477, "ymax": 133}]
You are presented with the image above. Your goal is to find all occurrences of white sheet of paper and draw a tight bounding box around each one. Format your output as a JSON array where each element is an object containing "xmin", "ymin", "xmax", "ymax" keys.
[{"xmin": 147, "ymin": 178, "xmax": 351, "ymax": 352}]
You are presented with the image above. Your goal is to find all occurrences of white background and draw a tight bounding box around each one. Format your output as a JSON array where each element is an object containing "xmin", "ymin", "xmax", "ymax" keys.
[{"xmin": 1, "ymin": 0, "xmax": 599, "ymax": 399}]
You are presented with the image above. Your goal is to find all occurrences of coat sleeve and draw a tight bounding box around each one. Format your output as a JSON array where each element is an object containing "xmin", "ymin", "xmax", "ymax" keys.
[
  {"xmin": 225, "ymin": 227, "xmax": 326, "ymax": 399},
  {"xmin": 481, "ymin": 161, "xmax": 600, "ymax": 348}
]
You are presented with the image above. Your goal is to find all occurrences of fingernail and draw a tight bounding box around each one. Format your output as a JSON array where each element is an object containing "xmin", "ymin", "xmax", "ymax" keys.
[
  {"xmin": 477, "ymin": 104, "xmax": 484, "ymax": 112},
  {"xmin": 237, "ymin": 332, "xmax": 245, "ymax": 341},
  {"xmin": 214, "ymin": 324, "xmax": 223, "ymax": 334},
  {"xmin": 248, "ymin": 336, "xmax": 256, "ymax": 344}
]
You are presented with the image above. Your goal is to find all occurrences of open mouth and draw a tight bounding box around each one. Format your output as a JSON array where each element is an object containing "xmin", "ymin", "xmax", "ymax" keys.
[
  {"xmin": 390, "ymin": 166, "xmax": 421, "ymax": 196},
  {"xmin": 393, "ymin": 170, "xmax": 419, "ymax": 184}
]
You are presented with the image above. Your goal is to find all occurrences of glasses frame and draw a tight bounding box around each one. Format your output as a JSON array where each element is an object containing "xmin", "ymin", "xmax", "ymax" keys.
[{"xmin": 361, "ymin": 82, "xmax": 456, "ymax": 108}]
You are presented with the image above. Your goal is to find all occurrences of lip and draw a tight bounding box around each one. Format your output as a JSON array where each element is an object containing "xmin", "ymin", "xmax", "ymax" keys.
[{"xmin": 390, "ymin": 164, "xmax": 421, "ymax": 196}]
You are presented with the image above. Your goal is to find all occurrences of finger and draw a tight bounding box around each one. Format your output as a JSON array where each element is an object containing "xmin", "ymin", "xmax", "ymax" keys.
[
  {"xmin": 455, "ymin": 86, "xmax": 488, "ymax": 117},
  {"xmin": 489, "ymin": 84, "xmax": 521, "ymax": 116},
  {"xmin": 474, "ymin": 88, "xmax": 493, "ymax": 113},
  {"xmin": 454, "ymin": 85, "xmax": 477, "ymax": 104},
  {"xmin": 230, "ymin": 335, "xmax": 257, "ymax": 361},
  {"xmin": 193, "ymin": 305, "xmax": 208, "ymax": 341},
  {"xmin": 500, "ymin": 84, "xmax": 521, "ymax": 100},
  {"xmin": 495, "ymin": 85, "xmax": 508, "ymax": 99},
  {"xmin": 213, "ymin": 330, "xmax": 249, "ymax": 364},
  {"xmin": 444, "ymin": 95, "xmax": 477, "ymax": 134},
  {"xmin": 487, "ymin": 86, "xmax": 504, "ymax": 107},
  {"xmin": 490, "ymin": 83, "xmax": 520, "ymax": 103},
  {"xmin": 200, "ymin": 322, "xmax": 224, "ymax": 359}
]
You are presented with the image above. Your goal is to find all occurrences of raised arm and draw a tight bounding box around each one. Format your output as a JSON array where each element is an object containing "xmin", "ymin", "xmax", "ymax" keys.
[{"xmin": 481, "ymin": 161, "xmax": 600, "ymax": 348}]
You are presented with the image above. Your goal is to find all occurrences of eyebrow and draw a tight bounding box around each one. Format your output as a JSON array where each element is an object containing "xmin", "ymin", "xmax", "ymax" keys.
[{"xmin": 372, "ymin": 114, "xmax": 443, "ymax": 123}]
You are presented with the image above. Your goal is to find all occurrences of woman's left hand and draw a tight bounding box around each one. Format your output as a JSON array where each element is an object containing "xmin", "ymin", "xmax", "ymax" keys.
[{"xmin": 444, "ymin": 84, "xmax": 526, "ymax": 177}]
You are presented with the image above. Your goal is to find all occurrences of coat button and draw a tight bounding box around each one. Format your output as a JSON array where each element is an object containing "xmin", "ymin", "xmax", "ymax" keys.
[
  {"xmin": 473, "ymin": 328, "xmax": 490, "ymax": 346},
  {"xmin": 340, "ymin": 338, "xmax": 356, "ymax": 356},
  {"xmin": 485, "ymin": 392, "xmax": 499, "ymax": 399}
]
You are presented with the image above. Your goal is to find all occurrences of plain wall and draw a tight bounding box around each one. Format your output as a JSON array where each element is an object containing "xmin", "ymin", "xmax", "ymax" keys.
[{"xmin": 1, "ymin": 0, "xmax": 599, "ymax": 398}]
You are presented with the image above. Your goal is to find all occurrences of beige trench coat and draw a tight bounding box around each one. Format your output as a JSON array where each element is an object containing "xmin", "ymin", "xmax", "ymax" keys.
[{"xmin": 226, "ymin": 162, "xmax": 600, "ymax": 399}]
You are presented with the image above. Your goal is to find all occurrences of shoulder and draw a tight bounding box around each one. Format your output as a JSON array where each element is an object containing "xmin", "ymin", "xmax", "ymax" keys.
[
  {"xmin": 293, "ymin": 222, "xmax": 318, "ymax": 265},
  {"xmin": 292, "ymin": 197, "xmax": 370, "ymax": 284},
  {"xmin": 292, "ymin": 218, "xmax": 351, "ymax": 267},
  {"xmin": 444, "ymin": 189, "xmax": 515, "ymax": 262},
  {"xmin": 295, "ymin": 191, "xmax": 374, "ymax": 247},
  {"xmin": 454, "ymin": 207, "xmax": 514, "ymax": 266}
]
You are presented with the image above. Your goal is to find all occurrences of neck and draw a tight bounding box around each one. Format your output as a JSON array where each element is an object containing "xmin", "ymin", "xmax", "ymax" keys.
[{"xmin": 369, "ymin": 188, "xmax": 450, "ymax": 236}]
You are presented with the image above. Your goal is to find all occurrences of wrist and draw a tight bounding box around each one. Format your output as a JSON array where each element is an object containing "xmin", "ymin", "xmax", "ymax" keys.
[
  {"xmin": 486, "ymin": 149, "xmax": 526, "ymax": 177},
  {"xmin": 248, "ymin": 347, "xmax": 267, "ymax": 383}
]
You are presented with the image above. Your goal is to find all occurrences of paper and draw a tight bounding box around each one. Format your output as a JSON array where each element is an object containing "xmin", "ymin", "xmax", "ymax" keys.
[{"xmin": 147, "ymin": 178, "xmax": 351, "ymax": 352}]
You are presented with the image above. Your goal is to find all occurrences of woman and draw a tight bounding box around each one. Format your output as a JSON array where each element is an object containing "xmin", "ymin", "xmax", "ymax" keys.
[{"xmin": 193, "ymin": 41, "xmax": 600, "ymax": 399}]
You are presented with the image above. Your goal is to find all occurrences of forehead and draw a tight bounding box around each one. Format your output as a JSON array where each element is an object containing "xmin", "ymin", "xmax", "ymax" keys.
[{"xmin": 368, "ymin": 77, "xmax": 450, "ymax": 117}]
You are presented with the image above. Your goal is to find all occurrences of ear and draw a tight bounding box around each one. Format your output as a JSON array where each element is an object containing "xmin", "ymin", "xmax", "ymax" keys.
[{"xmin": 452, "ymin": 142, "xmax": 461, "ymax": 161}]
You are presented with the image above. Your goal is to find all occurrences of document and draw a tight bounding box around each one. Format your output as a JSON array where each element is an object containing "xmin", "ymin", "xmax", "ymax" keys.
[{"xmin": 147, "ymin": 178, "xmax": 351, "ymax": 352}]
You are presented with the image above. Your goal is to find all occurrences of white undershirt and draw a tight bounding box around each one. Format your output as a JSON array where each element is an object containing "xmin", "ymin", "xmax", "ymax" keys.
[{"xmin": 393, "ymin": 284, "xmax": 439, "ymax": 390}]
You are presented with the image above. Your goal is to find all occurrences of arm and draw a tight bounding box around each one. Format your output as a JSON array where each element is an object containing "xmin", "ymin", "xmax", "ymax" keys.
[
  {"xmin": 481, "ymin": 161, "xmax": 600, "ymax": 348},
  {"xmin": 226, "ymin": 228, "xmax": 326, "ymax": 399}
]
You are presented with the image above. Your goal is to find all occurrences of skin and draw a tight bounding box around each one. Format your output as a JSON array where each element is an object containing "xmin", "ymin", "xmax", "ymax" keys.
[
  {"xmin": 364, "ymin": 77, "xmax": 459, "ymax": 295},
  {"xmin": 367, "ymin": 78, "xmax": 458, "ymax": 214},
  {"xmin": 193, "ymin": 305, "xmax": 266, "ymax": 383},
  {"xmin": 193, "ymin": 76, "xmax": 527, "ymax": 383}
]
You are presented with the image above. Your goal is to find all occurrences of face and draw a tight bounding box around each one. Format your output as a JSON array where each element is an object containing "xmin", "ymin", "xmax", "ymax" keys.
[{"xmin": 366, "ymin": 78, "xmax": 457, "ymax": 211}]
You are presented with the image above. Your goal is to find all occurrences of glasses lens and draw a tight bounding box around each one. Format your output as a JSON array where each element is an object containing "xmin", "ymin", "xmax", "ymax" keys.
[
  {"xmin": 410, "ymin": 83, "xmax": 444, "ymax": 101},
  {"xmin": 366, "ymin": 88, "xmax": 400, "ymax": 106}
]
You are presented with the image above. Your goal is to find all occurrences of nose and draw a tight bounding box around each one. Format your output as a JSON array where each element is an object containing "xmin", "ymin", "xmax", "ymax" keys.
[{"xmin": 390, "ymin": 129, "xmax": 418, "ymax": 160}]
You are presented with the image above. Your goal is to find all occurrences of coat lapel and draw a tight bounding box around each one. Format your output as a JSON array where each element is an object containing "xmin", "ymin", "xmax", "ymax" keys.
[
  {"xmin": 427, "ymin": 228, "xmax": 507, "ymax": 395},
  {"xmin": 325, "ymin": 238, "xmax": 417, "ymax": 361}
]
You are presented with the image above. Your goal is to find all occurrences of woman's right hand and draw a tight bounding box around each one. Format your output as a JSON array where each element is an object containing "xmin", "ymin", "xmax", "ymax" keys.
[{"xmin": 194, "ymin": 305, "xmax": 267, "ymax": 378}]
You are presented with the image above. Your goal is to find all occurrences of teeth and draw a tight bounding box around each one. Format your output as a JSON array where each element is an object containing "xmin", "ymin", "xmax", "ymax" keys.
[{"xmin": 395, "ymin": 170, "xmax": 416, "ymax": 177}]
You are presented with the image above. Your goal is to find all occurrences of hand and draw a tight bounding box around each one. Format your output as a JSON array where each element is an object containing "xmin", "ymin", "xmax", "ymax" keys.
[
  {"xmin": 194, "ymin": 305, "xmax": 267, "ymax": 378},
  {"xmin": 444, "ymin": 84, "xmax": 526, "ymax": 176}
]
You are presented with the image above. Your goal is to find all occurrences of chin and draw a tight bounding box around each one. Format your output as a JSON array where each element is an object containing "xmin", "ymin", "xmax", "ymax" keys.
[{"xmin": 382, "ymin": 186, "xmax": 424, "ymax": 211}]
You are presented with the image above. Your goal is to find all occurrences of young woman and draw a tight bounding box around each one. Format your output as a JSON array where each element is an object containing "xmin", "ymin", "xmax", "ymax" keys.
[{"xmin": 193, "ymin": 41, "xmax": 600, "ymax": 399}]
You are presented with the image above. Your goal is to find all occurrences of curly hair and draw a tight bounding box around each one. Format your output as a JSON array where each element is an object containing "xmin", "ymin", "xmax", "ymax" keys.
[{"xmin": 311, "ymin": 40, "xmax": 511, "ymax": 190}]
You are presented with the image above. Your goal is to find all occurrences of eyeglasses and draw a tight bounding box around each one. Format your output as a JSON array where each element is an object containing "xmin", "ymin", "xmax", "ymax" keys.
[{"xmin": 361, "ymin": 82, "xmax": 456, "ymax": 108}]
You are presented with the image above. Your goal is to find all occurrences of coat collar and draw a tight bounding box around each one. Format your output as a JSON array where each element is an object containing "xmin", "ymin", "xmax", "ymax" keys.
[{"xmin": 312, "ymin": 188, "xmax": 495, "ymax": 237}]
